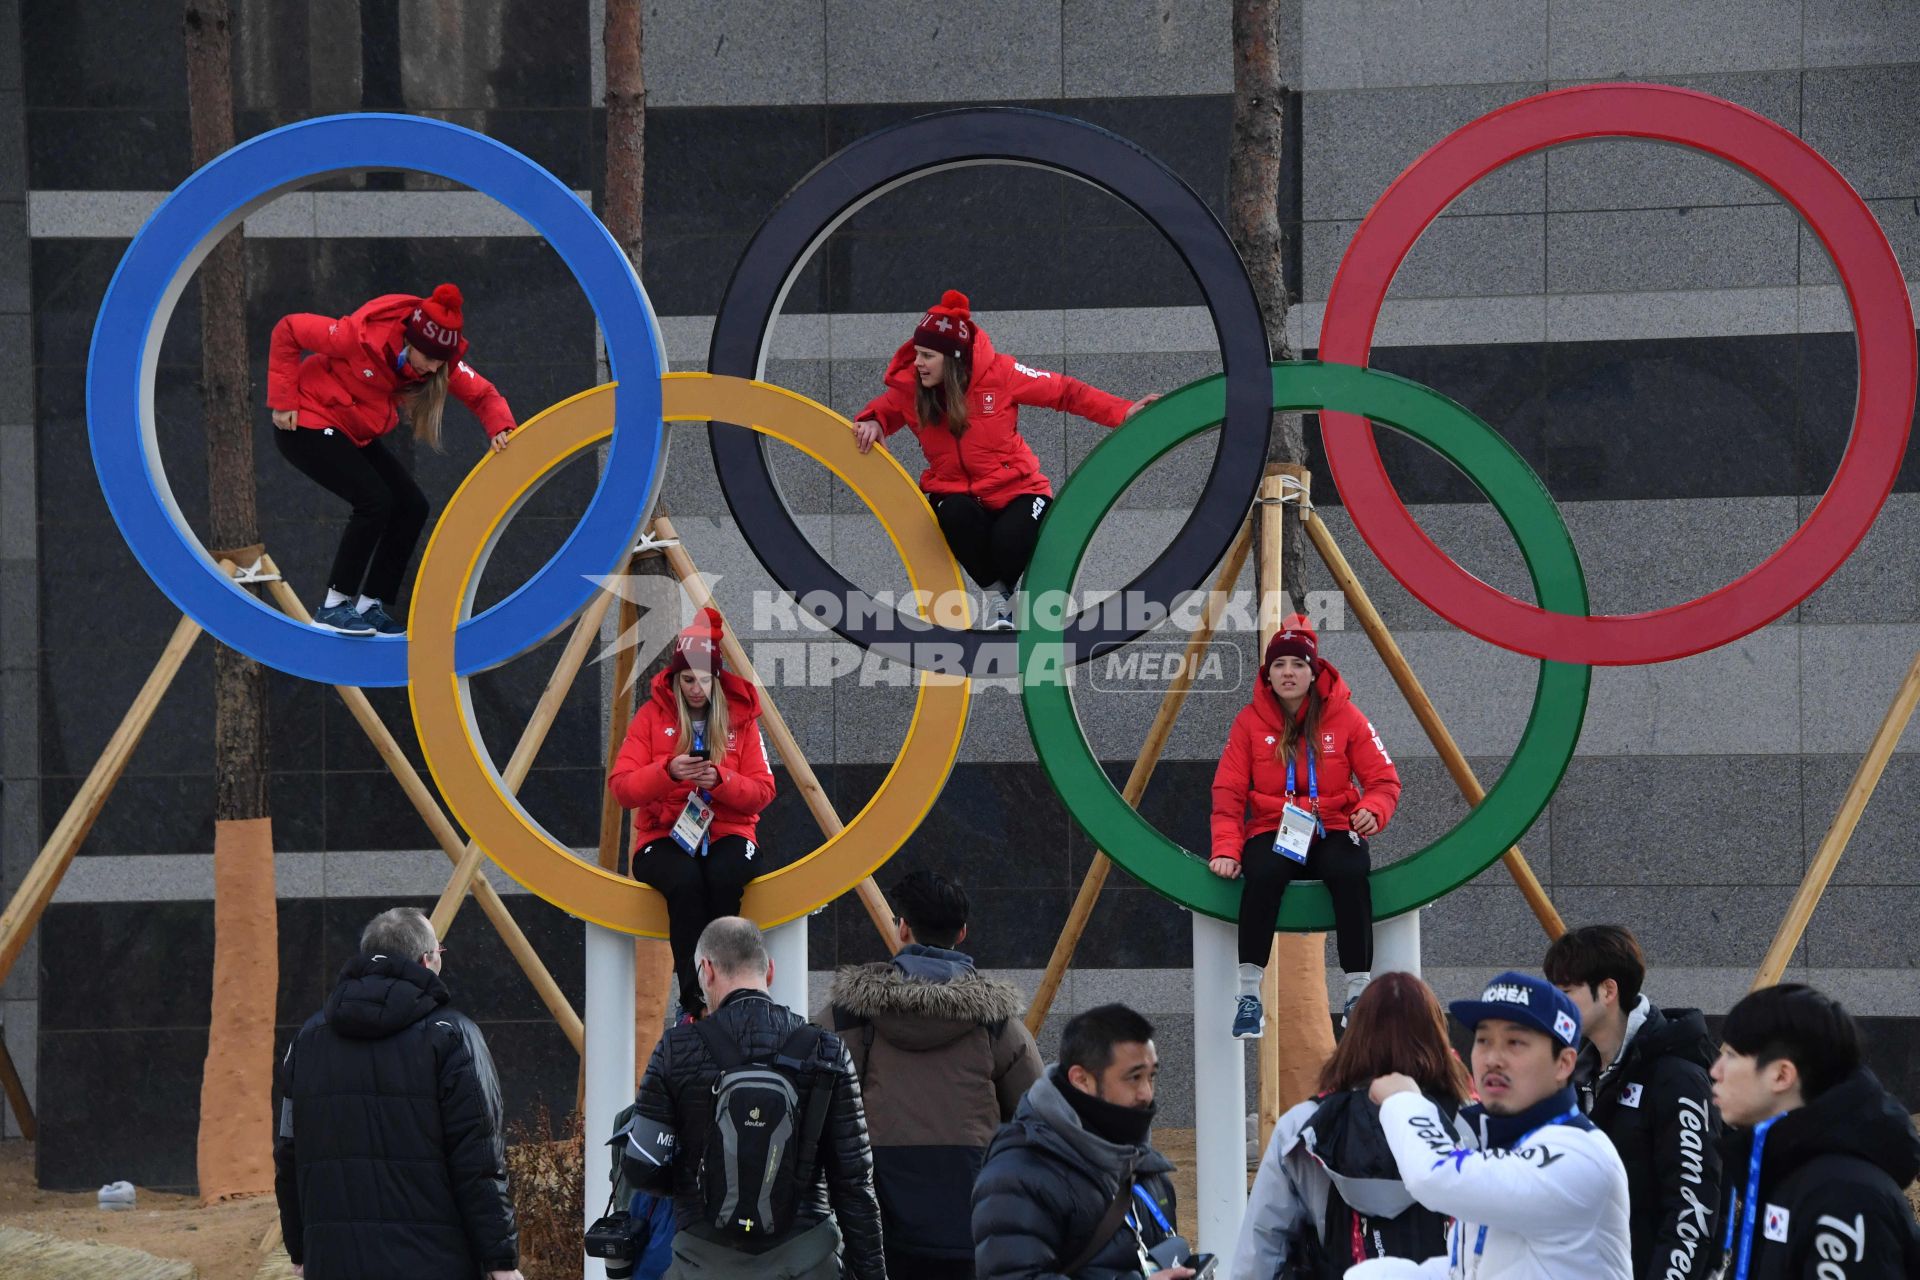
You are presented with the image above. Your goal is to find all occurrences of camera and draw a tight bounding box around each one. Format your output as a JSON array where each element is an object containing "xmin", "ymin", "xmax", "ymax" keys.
[{"xmin": 585, "ymin": 1211, "xmax": 642, "ymax": 1280}]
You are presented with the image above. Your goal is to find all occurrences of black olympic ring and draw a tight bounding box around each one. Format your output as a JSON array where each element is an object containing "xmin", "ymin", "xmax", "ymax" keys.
[{"xmin": 708, "ymin": 107, "xmax": 1273, "ymax": 674}]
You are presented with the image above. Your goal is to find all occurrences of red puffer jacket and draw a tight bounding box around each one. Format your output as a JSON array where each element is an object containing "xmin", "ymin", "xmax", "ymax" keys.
[
  {"xmin": 607, "ymin": 669, "xmax": 777, "ymax": 847},
  {"xmin": 1210, "ymin": 659, "xmax": 1401, "ymax": 861},
  {"xmin": 266, "ymin": 294, "xmax": 515, "ymax": 446},
  {"xmin": 855, "ymin": 326, "xmax": 1133, "ymax": 509}
]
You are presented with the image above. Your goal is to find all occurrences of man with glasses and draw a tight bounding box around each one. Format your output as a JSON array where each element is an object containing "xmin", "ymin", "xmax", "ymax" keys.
[{"xmin": 274, "ymin": 906, "xmax": 522, "ymax": 1280}]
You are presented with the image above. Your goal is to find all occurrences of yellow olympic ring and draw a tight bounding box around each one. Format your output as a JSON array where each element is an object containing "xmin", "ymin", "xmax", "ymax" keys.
[{"xmin": 408, "ymin": 373, "xmax": 972, "ymax": 936}]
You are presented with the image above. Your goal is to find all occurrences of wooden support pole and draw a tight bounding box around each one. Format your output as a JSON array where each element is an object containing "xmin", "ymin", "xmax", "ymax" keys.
[
  {"xmin": 598, "ymin": 555, "xmax": 647, "ymax": 874},
  {"xmin": 0, "ymin": 1032, "xmax": 35, "ymax": 1140},
  {"xmin": 259, "ymin": 558, "xmax": 585, "ymax": 1056},
  {"xmin": 650, "ymin": 515, "xmax": 899, "ymax": 953},
  {"xmin": 1257, "ymin": 473, "xmax": 1337, "ymax": 1152},
  {"xmin": 1753, "ymin": 648, "xmax": 1920, "ymax": 990},
  {"xmin": 1024, "ymin": 520, "xmax": 1256, "ymax": 1036},
  {"xmin": 0, "ymin": 598, "xmax": 210, "ymax": 991},
  {"xmin": 1300, "ymin": 510, "xmax": 1565, "ymax": 939},
  {"xmin": 428, "ymin": 582, "xmax": 621, "ymax": 935}
]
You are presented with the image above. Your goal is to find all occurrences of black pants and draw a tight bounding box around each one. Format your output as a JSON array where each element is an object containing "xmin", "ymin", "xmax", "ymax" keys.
[
  {"xmin": 932, "ymin": 492, "xmax": 1051, "ymax": 590},
  {"xmin": 1237, "ymin": 829, "xmax": 1373, "ymax": 973},
  {"xmin": 274, "ymin": 427, "xmax": 430, "ymax": 604},
  {"xmin": 631, "ymin": 833, "xmax": 762, "ymax": 1012}
]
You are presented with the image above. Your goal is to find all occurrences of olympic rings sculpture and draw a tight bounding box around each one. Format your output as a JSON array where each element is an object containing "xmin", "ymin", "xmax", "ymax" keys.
[{"xmin": 86, "ymin": 87, "xmax": 1913, "ymax": 937}]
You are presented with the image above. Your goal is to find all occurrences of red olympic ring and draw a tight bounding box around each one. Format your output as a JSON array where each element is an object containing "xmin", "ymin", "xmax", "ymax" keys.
[{"xmin": 1320, "ymin": 83, "xmax": 1917, "ymax": 665}]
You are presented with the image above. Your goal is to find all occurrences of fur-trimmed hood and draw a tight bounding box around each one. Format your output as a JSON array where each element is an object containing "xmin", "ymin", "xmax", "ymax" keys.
[{"xmin": 828, "ymin": 948, "xmax": 1026, "ymax": 1053}]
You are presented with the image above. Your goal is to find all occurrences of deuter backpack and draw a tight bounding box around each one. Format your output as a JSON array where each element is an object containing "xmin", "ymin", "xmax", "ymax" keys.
[{"xmin": 692, "ymin": 1019, "xmax": 834, "ymax": 1241}]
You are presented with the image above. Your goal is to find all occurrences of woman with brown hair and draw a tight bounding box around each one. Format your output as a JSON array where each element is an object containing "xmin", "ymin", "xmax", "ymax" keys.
[{"xmin": 1229, "ymin": 972, "xmax": 1472, "ymax": 1279}]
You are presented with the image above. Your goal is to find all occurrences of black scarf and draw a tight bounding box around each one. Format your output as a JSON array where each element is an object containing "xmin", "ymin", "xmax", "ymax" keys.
[
  {"xmin": 1053, "ymin": 1065, "xmax": 1156, "ymax": 1147},
  {"xmin": 1464, "ymin": 1084, "xmax": 1581, "ymax": 1151}
]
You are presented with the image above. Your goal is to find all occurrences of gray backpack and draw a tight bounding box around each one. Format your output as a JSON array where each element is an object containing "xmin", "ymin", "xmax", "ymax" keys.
[{"xmin": 692, "ymin": 1020, "xmax": 833, "ymax": 1241}]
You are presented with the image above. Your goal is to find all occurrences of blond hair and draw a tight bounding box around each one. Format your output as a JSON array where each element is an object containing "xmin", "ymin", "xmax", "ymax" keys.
[
  {"xmin": 673, "ymin": 670, "xmax": 731, "ymax": 754},
  {"xmin": 402, "ymin": 362, "xmax": 450, "ymax": 451}
]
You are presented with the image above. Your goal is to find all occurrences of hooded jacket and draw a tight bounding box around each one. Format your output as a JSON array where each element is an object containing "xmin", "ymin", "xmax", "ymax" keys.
[
  {"xmin": 1233, "ymin": 1089, "xmax": 1469, "ymax": 1279},
  {"xmin": 1573, "ymin": 999, "xmax": 1724, "ymax": 1280},
  {"xmin": 972, "ymin": 1068, "xmax": 1180, "ymax": 1280},
  {"xmin": 267, "ymin": 294, "xmax": 515, "ymax": 446},
  {"xmin": 825, "ymin": 944, "xmax": 1045, "ymax": 1264},
  {"xmin": 1211, "ymin": 658, "xmax": 1402, "ymax": 861},
  {"xmin": 272, "ymin": 954, "xmax": 517, "ymax": 1280},
  {"xmin": 1354, "ymin": 1086, "xmax": 1633, "ymax": 1278},
  {"xmin": 608, "ymin": 668, "xmax": 776, "ymax": 847},
  {"xmin": 1717, "ymin": 1068, "xmax": 1920, "ymax": 1280},
  {"xmin": 623, "ymin": 988, "xmax": 886, "ymax": 1279},
  {"xmin": 855, "ymin": 326, "xmax": 1134, "ymax": 509}
]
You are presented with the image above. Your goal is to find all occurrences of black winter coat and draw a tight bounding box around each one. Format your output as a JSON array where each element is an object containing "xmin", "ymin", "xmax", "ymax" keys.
[
  {"xmin": 623, "ymin": 988, "xmax": 886, "ymax": 1280},
  {"xmin": 1574, "ymin": 1002, "xmax": 1725, "ymax": 1280},
  {"xmin": 972, "ymin": 1068, "xmax": 1180, "ymax": 1280},
  {"xmin": 272, "ymin": 955, "xmax": 516, "ymax": 1280},
  {"xmin": 1718, "ymin": 1067, "xmax": 1920, "ymax": 1279}
]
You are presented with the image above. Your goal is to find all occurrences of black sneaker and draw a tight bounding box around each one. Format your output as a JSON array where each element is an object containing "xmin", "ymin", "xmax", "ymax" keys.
[{"xmin": 358, "ymin": 600, "xmax": 405, "ymax": 635}]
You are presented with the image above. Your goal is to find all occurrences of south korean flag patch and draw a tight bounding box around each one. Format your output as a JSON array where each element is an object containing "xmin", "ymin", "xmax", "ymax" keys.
[
  {"xmin": 1619, "ymin": 1083, "xmax": 1644, "ymax": 1109},
  {"xmin": 1553, "ymin": 1010, "xmax": 1578, "ymax": 1045},
  {"xmin": 1763, "ymin": 1204, "xmax": 1789, "ymax": 1243}
]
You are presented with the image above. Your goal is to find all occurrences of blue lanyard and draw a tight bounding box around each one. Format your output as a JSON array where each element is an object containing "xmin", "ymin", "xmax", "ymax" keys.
[
  {"xmin": 1472, "ymin": 1109, "xmax": 1581, "ymax": 1258},
  {"xmin": 1124, "ymin": 1183, "xmax": 1171, "ymax": 1237},
  {"xmin": 1723, "ymin": 1115, "xmax": 1780, "ymax": 1280},
  {"xmin": 1284, "ymin": 749, "xmax": 1325, "ymax": 835}
]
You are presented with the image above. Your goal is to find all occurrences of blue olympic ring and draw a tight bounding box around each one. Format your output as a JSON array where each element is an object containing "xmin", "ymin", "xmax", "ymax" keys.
[{"xmin": 87, "ymin": 113, "xmax": 668, "ymax": 687}]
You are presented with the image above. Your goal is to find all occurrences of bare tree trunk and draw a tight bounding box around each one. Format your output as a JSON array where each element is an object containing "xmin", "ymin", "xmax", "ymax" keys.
[
  {"xmin": 1230, "ymin": 0, "xmax": 1308, "ymax": 612},
  {"xmin": 603, "ymin": 0, "xmax": 677, "ymax": 1059},
  {"xmin": 186, "ymin": 0, "xmax": 276, "ymax": 1204},
  {"xmin": 1232, "ymin": 0, "xmax": 1332, "ymax": 1128}
]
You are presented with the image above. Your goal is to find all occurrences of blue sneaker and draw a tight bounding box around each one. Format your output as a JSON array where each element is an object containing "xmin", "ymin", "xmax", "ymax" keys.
[
  {"xmin": 312, "ymin": 602, "xmax": 375, "ymax": 635},
  {"xmin": 1232, "ymin": 994, "xmax": 1265, "ymax": 1040},
  {"xmin": 358, "ymin": 600, "xmax": 405, "ymax": 635}
]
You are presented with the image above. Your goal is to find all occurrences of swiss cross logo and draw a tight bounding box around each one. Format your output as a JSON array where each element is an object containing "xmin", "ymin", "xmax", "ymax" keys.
[
  {"xmin": 1321, "ymin": 731, "xmax": 1336, "ymax": 751},
  {"xmin": 1763, "ymin": 1205, "xmax": 1789, "ymax": 1242},
  {"xmin": 934, "ymin": 316, "xmax": 951, "ymax": 332},
  {"xmin": 982, "ymin": 391, "xmax": 997, "ymax": 413}
]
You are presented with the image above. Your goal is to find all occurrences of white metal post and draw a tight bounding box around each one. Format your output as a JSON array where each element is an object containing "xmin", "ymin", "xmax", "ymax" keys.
[
  {"xmin": 583, "ymin": 922, "xmax": 637, "ymax": 1280},
  {"xmin": 1372, "ymin": 908, "xmax": 1422, "ymax": 979},
  {"xmin": 1190, "ymin": 912, "xmax": 1246, "ymax": 1265},
  {"xmin": 765, "ymin": 915, "xmax": 810, "ymax": 1013}
]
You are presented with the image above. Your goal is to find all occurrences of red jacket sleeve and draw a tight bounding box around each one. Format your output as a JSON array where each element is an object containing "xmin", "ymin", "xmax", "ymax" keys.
[
  {"xmin": 710, "ymin": 722, "xmax": 776, "ymax": 817},
  {"xmin": 608, "ymin": 707, "xmax": 675, "ymax": 810},
  {"xmin": 1347, "ymin": 714, "xmax": 1402, "ymax": 831},
  {"xmin": 854, "ymin": 382, "xmax": 915, "ymax": 437},
  {"xmin": 1210, "ymin": 710, "xmax": 1255, "ymax": 861},
  {"xmin": 1004, "ymin": 360, "xmax": 1133, "ymax": 427},
  {"xmin": 449, "ymin": 359, "xmax": 516, "ymax": 438},
  {"xmin": 267, "ymin": 312, "xmax": 359, "ymax": 411}
]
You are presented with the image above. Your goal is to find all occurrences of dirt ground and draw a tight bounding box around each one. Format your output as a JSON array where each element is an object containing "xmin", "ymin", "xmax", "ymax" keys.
[{"xmin": 0, "ymin": 1143, "xmax": 287, "ymax": 1280}]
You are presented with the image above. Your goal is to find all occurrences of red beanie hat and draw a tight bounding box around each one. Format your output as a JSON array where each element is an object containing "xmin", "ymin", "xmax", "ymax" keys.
[
  {"xmin": 911, "ymin": 289, "xmax": 976, "ymax": 362},
  {"xmin": 404, "ymin": 283, "xmax": 465, "ymax": 361},
  {"xmin": 667, "ymin": 606, "xmax": 726, "ymax": 675},
  {"xmin": 1263, "ymin": 614, "xmax": 1320, "ymax": 671}
]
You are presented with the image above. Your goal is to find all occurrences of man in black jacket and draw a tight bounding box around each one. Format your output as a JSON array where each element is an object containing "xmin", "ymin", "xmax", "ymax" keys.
[
  {"xmin": 972, "ymin": 1003, "xmax": 1193, "ymax": 1280},
  {"xmin": 1710, "ymin": 984, "xmax": 1920, "ymax": 1279},
  {"xmin": 623, "ymin": 915, "xmax": 884, "ymax": 1280},
  {"xmin": 1546, "ymin": 924, "xmax": 1724, "ymax": 1279},
  {"xmin": 273, "ymin": 907, "xmax": 520, "ymax": 1280}
]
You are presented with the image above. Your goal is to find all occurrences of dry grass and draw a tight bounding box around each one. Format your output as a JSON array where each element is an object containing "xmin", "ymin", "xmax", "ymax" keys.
[{"xmin": 504, "ymin": 1105, "xmax": 587, "ymax": 1280}]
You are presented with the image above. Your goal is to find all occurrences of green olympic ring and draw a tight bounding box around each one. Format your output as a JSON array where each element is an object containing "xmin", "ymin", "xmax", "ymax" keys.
[{"xmin": 1019, "ymin": 361, "xmax": 1592, "ymax": 927}]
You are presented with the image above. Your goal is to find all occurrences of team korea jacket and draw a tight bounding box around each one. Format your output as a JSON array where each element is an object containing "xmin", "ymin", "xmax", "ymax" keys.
[{"xmin": 1351, "ymin": 1087, "xmax": 1633, "ymax": 1278}]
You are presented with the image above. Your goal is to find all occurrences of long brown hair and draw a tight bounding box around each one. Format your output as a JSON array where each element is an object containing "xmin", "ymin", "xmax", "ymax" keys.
[
  {"xmin": 915, "ymin": 352, "xmax": 971, "ymax": 438},
  {"xmin": 1317, "ymin": 971, "xmax": 1472, "ymax": 1105},
  {"xmin": 672, "ymin": 669, "xmax": 731, "ymax": 755},
  {"xmin": 1273, "ymin": 679, "xmax": 1323, "ymax": 767},
  {"xmin": 401, "ymin": 362, "xmax": 450, "ymax": 451}
]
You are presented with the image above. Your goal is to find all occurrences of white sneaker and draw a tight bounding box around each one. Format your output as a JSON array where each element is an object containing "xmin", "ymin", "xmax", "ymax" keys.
[
  {"xmin": 987, "ymin": 592, "xmax": 1015, "ymax": 631},
  {"xmin": 98, "ymin": 1179, "xmax": 135, "ymax": 1210}
]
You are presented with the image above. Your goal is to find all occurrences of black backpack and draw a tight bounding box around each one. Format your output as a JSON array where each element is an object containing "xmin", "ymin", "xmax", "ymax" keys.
[
  {"xmin": 692, "ymin": 1019, "xmax": 835, "ymax": 1241},
  {"xmin": 1285, "ymin": 1182, "xmax": 1448, "ymax": 1278}
]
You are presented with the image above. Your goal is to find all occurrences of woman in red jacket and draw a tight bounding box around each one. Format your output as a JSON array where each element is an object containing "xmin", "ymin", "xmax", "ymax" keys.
[
  {"xmin": 608, "ymin": 608, "xmax": 777, "ymax": 1017},
  {"xmin": 851, "ymin": 290, "xmax": 1156, "ymax": 630},
  {"xmin": 267, "ymin": 284, "xmax": 517, "ymax": 635},
  {"xmin": 1209, "ymin": 616, "xmax": 1402, "ymax": 1040}
]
